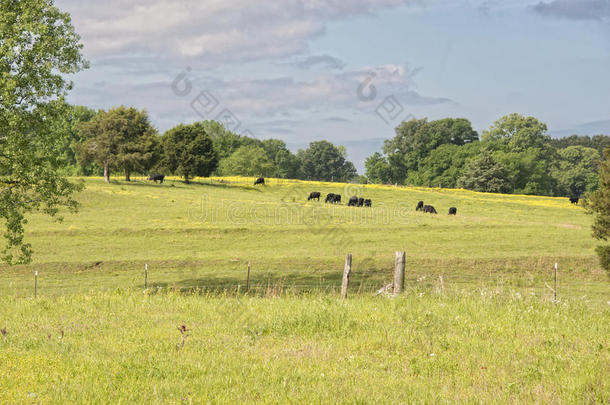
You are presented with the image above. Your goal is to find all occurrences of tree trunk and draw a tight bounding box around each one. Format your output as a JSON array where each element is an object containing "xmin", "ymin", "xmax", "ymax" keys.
[
  {"xmin": 125, "ymin": 171, "xmax": 130, "ymax": 182},
  {"xmin": 104, "ymin": 163, "xmax": 110, "ymax": 183},
  {"xmin": 184, "ymin": 174, "xmax": 190, "ymax": 184}
]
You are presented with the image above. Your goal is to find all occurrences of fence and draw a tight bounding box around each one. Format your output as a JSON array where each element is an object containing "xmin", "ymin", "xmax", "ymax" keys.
[{"xmin": 18, "ymin": 252, "xmax": 584, "ymax": 305}]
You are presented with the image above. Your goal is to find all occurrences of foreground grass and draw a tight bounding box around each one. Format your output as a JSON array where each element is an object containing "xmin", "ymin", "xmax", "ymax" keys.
[{"xmin": 1, "ymin": 290, "xmax": 608, "ymax": 403}]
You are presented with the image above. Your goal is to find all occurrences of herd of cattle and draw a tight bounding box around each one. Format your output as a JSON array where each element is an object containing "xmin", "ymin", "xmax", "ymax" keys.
[
  {"xmin": 147, "ymin": 175, "xmax": 579, "ymax": 209},
  {"xmin": 306, "ymin": 191, "xmax": 456, "ymax": 215},
  {"xmin": 306, "ymin": 192, "xmax": 373, "ymax": 207}
]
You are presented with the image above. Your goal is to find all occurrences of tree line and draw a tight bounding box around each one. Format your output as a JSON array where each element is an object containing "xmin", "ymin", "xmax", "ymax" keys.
[
  {"xmin": 59, "ymin": 106, "xmax": 606, "ymax": 198},
  {"xmin": 59, "ymin": 105, "xmax": 357, "ymax": 184},
  {"xmin": 364, "ymin": 114, "xmax": 608, "ymax": 198}
]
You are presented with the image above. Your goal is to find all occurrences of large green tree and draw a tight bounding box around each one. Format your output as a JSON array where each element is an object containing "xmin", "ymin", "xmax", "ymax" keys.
[
  {"xmin": 382, "ymin": 117, "xmax": 479, "ymax": 183},
  {"xmin": 586, "ymin": 148, "xmax": 610, "ymax": 278},
  {"xmin": 457, "ymin": 149, "xmax": 511, "ymax": 193},
  {"xmin": 0, "ymin": 0, "xmax": 87, "ymax": 264},
  {"xmin": 298, "ymin": 141, "xmax": 357, "ymax": 182},
  {"xmin": 52, "ymin": 103, "xmax": 96, "ymax": 174},
  {"xmin": 410, "ymin": 142, "xmax": 481, "ymax": 188},
  {"xmin": 364, "ymin": 152, "xmax": 392, "ymax": 184},
  {"xmin": 161, "ymin": 122, "xmax": 218, "ymax": 183},
  {"xmin": 551, "ymin": 146, "xmax": 600, "ymax": 197},
  {"xmin": 482, "ymin": 114, "xmax": 556, "ymax": 195},
  {"xmin": 260, "ymin": 139, "xmax": 300, "ymax": 179},
  {"xmin": 77, "ymin": 107, "xmax": 159, "ymax": 182},
  {"xmin": 218, "ymin": 145, "xmax": 277, "ymax": 177}
]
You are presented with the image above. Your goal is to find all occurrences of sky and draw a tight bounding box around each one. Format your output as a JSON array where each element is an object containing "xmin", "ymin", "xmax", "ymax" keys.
[{"xmin": 56, "ymin": 0, "xmax": 610, "ymax": 172}]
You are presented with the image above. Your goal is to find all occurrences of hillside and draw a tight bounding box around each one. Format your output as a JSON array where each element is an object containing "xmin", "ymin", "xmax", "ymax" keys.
[{"xmin": 1, "ymin": 177, "xmax": 606, "ymax": 302}]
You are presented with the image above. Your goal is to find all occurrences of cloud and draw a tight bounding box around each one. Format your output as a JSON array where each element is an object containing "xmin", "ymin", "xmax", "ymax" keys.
[
  {"xmin": 323, "ymin": 116, "xmax": 352, "ymax": 123},
  {"xmin": 55, "ymin": 0, "xmax": 414, "ymax": 65},
  {"xmin": 281, "ymin": 54, "xmax": 346, "ymax": 70},
  {"xmin": 201, "ymin": 64, "xmax": 450, "ymax": 115},
  {"xmin": 68, "ymin": 63, "xmax": 451, "ymax": 134},
  {"xmin": 533, "ymin": 0, "xmax": 610, "ymax": 20}
]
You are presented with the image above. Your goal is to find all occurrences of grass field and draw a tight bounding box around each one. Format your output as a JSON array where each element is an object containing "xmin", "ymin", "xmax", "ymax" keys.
[{"xmin": 1, "ymin": 177, "xmax": 609, "ymax": 403}]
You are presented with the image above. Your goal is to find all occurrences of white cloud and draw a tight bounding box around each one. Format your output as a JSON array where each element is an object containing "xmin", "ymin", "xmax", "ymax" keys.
[
  {"xmin": 56, "ymin": 0, "xmax": 414, "ymax": 64},
  {"xmin": 188, "ymin": 63, "xmax": 449, "ymax": 115},
  {"xmin": 68, "ymin": 62, "xmax": 451, "ymax": 134},
  {"xmin": 279, "ymin": 54, "xmax": 346, "ymax": 70}
]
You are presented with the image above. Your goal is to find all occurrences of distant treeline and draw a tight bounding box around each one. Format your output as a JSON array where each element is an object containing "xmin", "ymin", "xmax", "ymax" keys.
[
  {"xmin": 59, "ymin": 105, "xmax": 357, "ymax": 184},
  {"xmin": 59, "ymin": 104, "xmax": 606, "ymax": 197},
  {"xmin": 364, "ymin": 114, "xmax": 607, "ymax": 197}
]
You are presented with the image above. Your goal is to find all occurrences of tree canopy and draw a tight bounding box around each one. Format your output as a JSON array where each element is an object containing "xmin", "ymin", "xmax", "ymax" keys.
[
  {"xmin": 0, "ymin": 0, "xmax": 87, "ymax": 264},
  {"xmin": 218, "ymin": 145, "xmax": 277, "ymax": 177},
  {"xmin": 77, "ymin": 107, "xmax": 159, "ymax": 182},
  {"xmin": 457, "ymin": 149, "xmax": 511, "ymax": 193},
  {"xmin": 298, "ymin": 141, "xmax": 357, "ymax": 182},
  {"xmin": 364, "ymin": 113, "xmax": 602, "ymax": 197},
  {"xmin": 586, "ymin": 148, "xmax": 610, "ymax": 278},
  {"xmin": 161, "ymin": 122, "xmax": 218, "ymax": 183},
  {"xmin": 552, "ymin": 146, "xmax": 600, "ymax": 197},
  {"xmin": 380, "ymin": 117, "xmax": 480, "ymax": 184}
]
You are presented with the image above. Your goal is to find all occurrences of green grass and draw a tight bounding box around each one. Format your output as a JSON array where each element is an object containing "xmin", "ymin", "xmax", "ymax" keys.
[
  {"xmin": 1, "ymin": 291, "xmax": 608, "ymax": 403},
  {"xmin": 1, "ymin": 176, "xmax": 607, "ymax": 300},
  {"xmin": 1, "ymin": 176, "xmax": 609, "ymax": 403}
]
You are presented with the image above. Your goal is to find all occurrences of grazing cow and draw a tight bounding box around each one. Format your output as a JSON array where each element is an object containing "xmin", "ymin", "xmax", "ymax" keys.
[
  {"xmin": 325, "ymin": 193, "xmax": 335, "ymax": 203},
  {"xmin": 569, "ymin": 197, "xmax": 579, "ymax": 204},
  {"xmin": 333, "ymin": 194, "xmax": 342, "ymax": 204},
  {"xmin": 448, "ymin": 207, "xmax": 457, "ymax": 215},
  {"xmin": 348, "ymin": 196, "xmax": 359, "ymax": 206},
  {"xmin": 423, "ymin": 205, "xmax": 437, "ymax": 214},
  {"xmin": 364, "ymin": 199, "xmax": 372, "ymax": 207},
  {"xmin": 416, "ymin": 200, "xmax": 424, "ymax": 211},
  {"xmin": 254, "ymin": 177, "xmax": 265, "ymax": 186},
  {"xmin": 358, "ymin": 198, "xmax": 365, "ymax": 207},
  {"xmin": 147, "ymin": 174, "xmax": 165, "ymax": 183},
  {"xmin": 308, "ymin": 192, "xmax": 321, "ymax": 201}
]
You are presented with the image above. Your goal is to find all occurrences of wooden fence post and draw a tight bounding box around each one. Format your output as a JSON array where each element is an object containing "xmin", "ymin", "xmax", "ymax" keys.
[
  {"xmin": 246, "ymin": 262, "xmax": 251, "ymax": 292},
  {"xmin": 34, "ymin": 271, "xmax": 38, "ymax": 298},
  {"xmin": 554, "ymin": 263, "xmax": 558, "ymax": 301},
  {"xmin": 394, "ymin": 251, "xmax": 405, "ymax": 294},
  {"xmin": 144, "ymin": 264, "xmax": 148, "ymax": 289},
  {"xmin": 341, "ymin": 254, "xmax": 352, "ymax": 299}
]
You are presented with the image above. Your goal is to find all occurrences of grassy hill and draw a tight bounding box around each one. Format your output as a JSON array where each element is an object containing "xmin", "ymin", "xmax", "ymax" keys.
[
  {"xmin": 1, "ymin": 176, "xmax": 607, "ymax": 300},
  {"xmin": 1, "ymin": 177, "xmax": 609, "ymax": 403}
]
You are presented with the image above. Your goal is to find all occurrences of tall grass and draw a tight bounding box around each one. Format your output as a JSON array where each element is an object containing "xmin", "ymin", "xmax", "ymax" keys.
[{"xmin": 0, "ymin": 290, "xmax": 608, "ymax": 403}]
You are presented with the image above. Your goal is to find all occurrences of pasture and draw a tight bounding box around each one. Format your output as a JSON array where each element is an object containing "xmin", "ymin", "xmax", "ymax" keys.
[{"xmin": 0, "ymin": 177, "xmax": 608, "ymax": 403}]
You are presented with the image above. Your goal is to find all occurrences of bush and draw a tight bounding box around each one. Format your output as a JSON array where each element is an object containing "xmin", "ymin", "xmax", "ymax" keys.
[{"xmin": 595, "ymin": 245, "xmax": 610, "ymax": 278}]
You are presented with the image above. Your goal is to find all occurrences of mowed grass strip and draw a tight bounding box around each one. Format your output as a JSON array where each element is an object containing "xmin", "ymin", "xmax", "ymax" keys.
[{"xmin": 0, "ymin": 291, "xmax": 608, "ymax": 403}]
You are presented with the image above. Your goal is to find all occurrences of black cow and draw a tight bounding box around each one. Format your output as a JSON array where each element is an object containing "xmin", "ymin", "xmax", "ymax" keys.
[
  {"xmin": 254, "ymin": 177, "xmax": 265, "ymax": 186},
  {"xmin": 358, "ymin": 198, "xmax": 365, "ymax": 207},
  {"xmin": 333, "ymin": 194, "xmax": 342, "ymax": 204},
  {"xmin": 416, "ymin": 200, "xmax": 424, "ymax": 211},
  {"xmin": 308, "ymin": 192, "xmax": 321, "ymax": 201},
  {"xmin": 423, "ymin": 205, "xmax": 437, "ymax": 214},
  {"xmin": 325, "ymin": 193, "xmax": 335, "ymax": 203},
  {"xmin": 147, "ymin": 174, "xmax": 165, "ymax": 183},
  {"xmin": 448, "ymin": 207, "xmax": 457, "ymax": 215},
  {"xmin": 364, "ymin": 199, "xmax": 372, "ymax": 207},
  {"xmin": 569, "ymin": 197, "xmax": 579, "ymax": 205},
  {"xmin": 348, "ymin": 196, "xmax": 359, "ymax": 206}
]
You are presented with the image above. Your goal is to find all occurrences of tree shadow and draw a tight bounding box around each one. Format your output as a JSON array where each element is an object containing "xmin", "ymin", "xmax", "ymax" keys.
[{"xmin": 144, "ymin": 268, "xmax": 385, "ymax": 295}]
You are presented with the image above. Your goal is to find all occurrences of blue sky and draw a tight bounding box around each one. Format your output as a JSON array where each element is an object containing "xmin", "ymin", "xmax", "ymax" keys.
[{"xmin": 56, "ymin": 0, "xmax": 610, "ymax": 172}]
